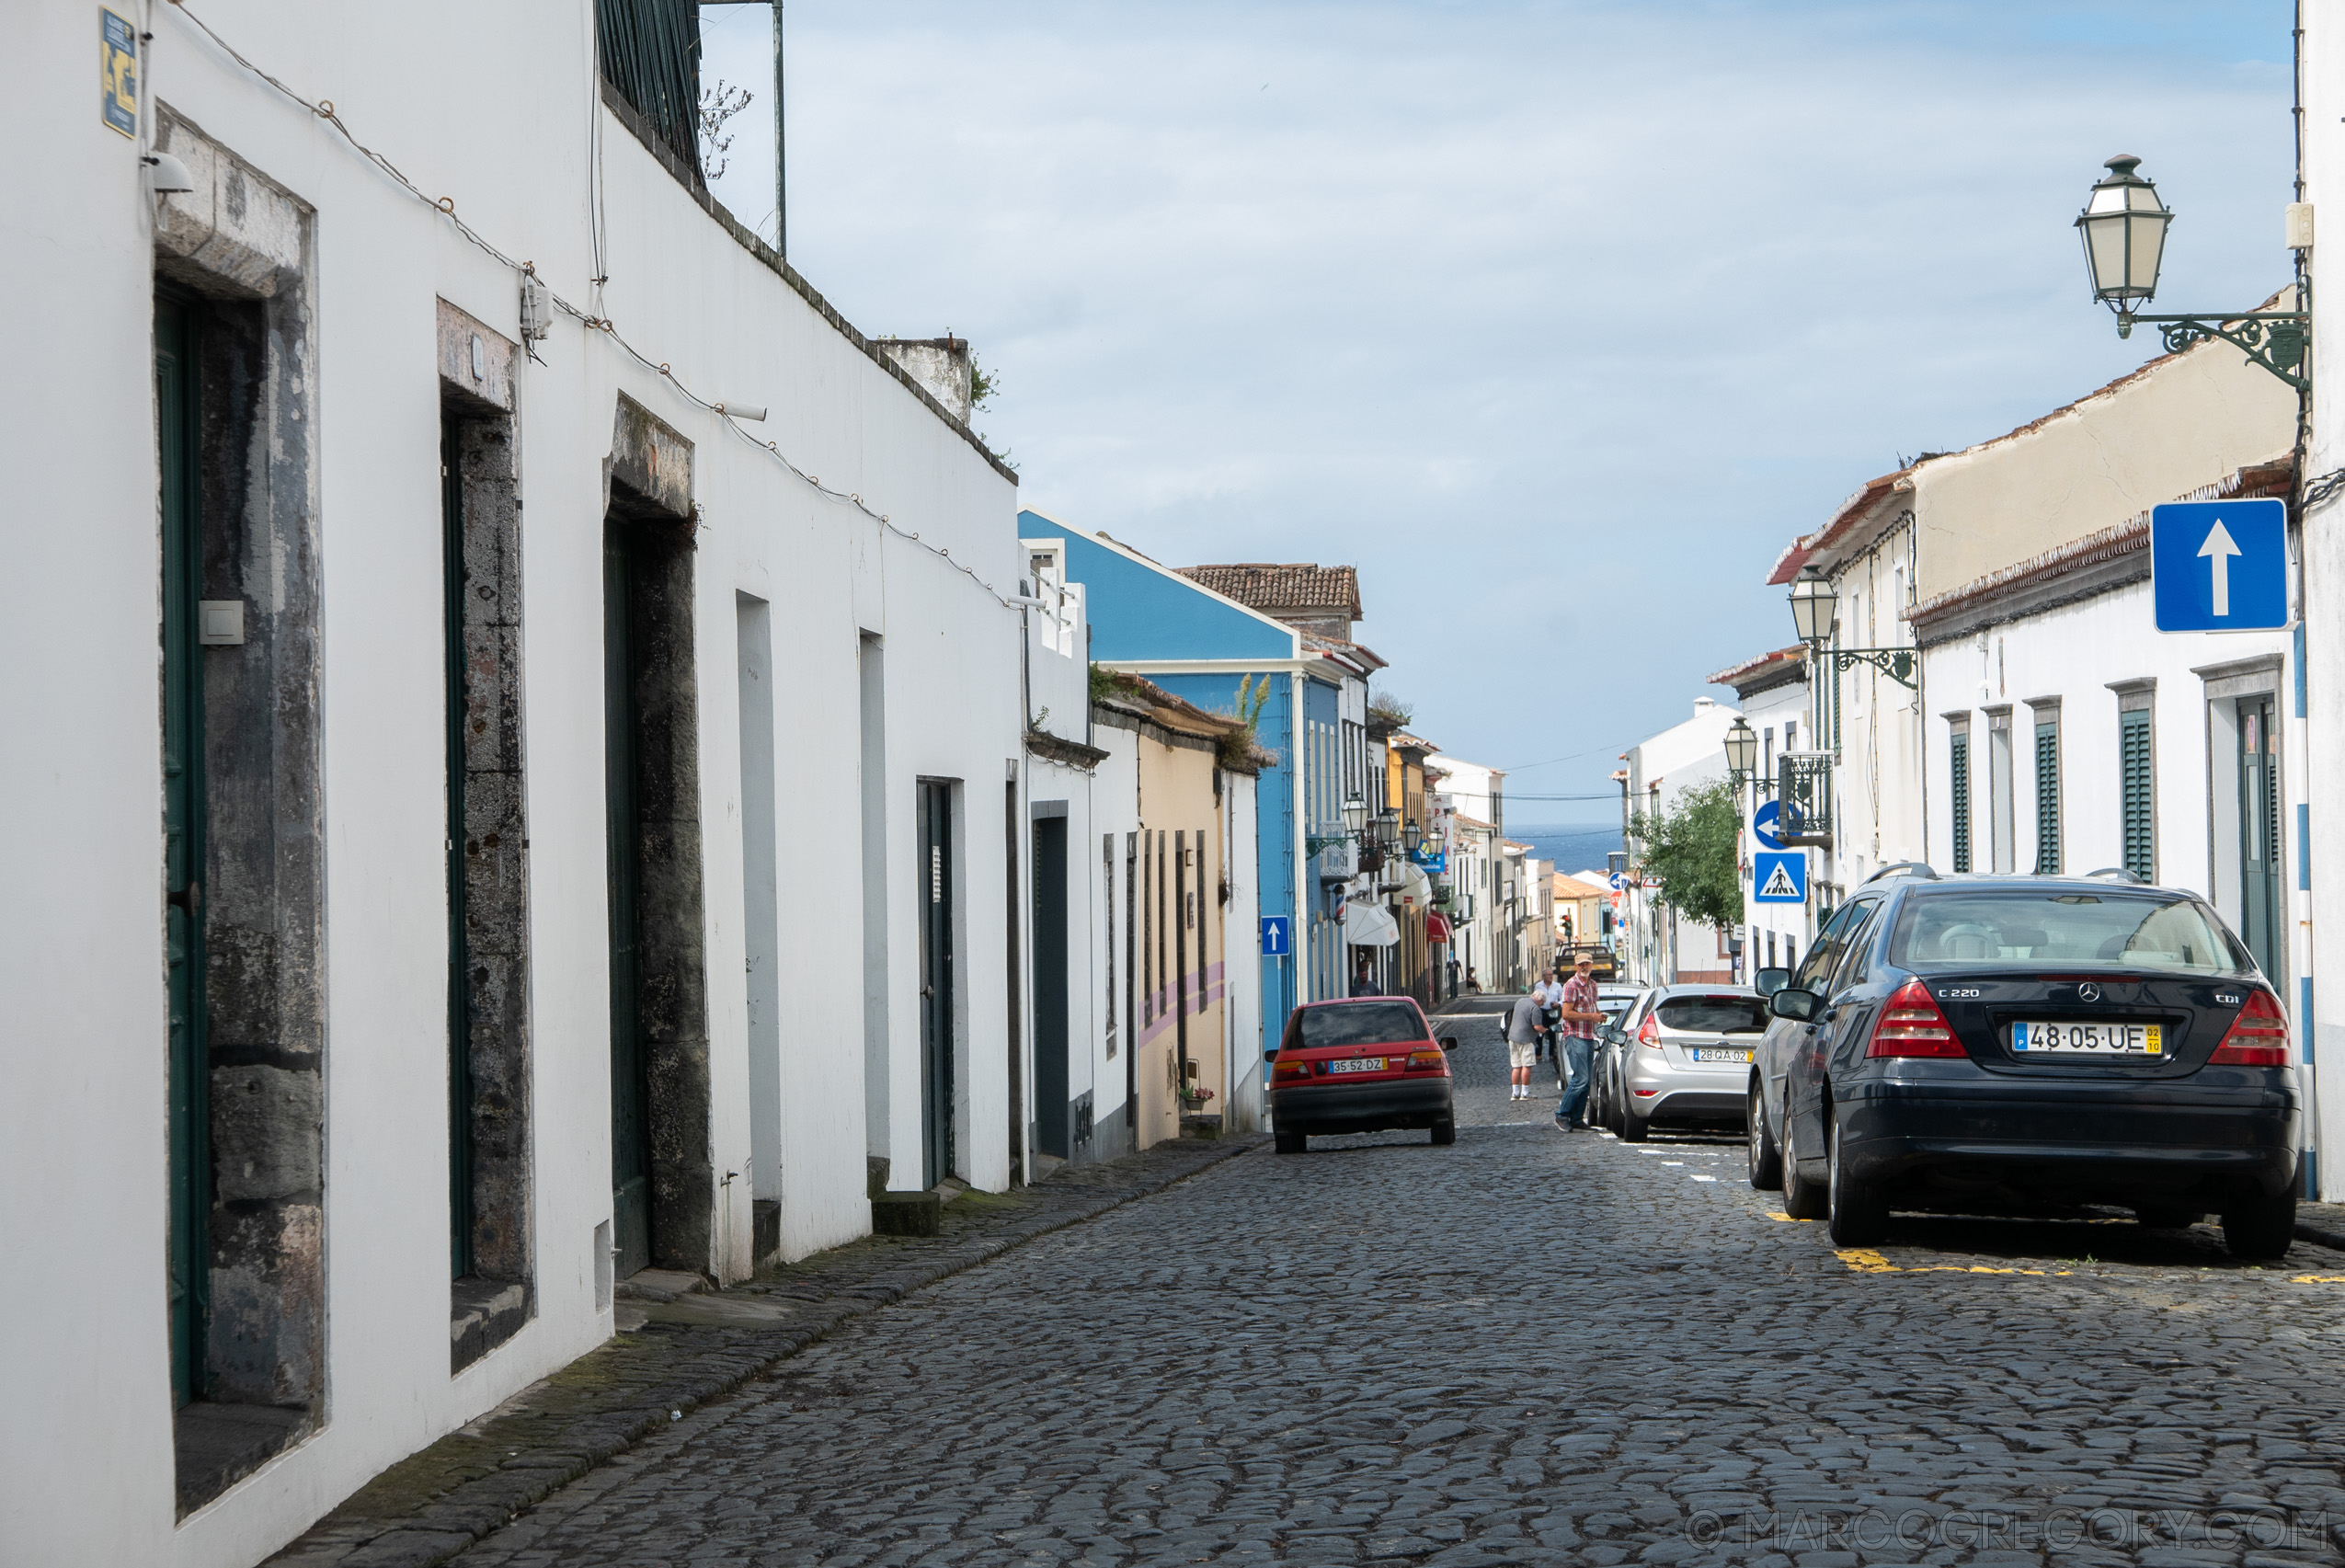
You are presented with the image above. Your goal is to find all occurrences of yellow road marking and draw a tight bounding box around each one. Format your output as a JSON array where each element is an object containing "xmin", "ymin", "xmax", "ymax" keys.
[
  {"xmin": 1834, "ymin": 1248, "xmax": 2070, "ymax": 1276},
  {"xmin": 2291, "ymin": 1274, "xmax": 2345, "ymax": 1284}
]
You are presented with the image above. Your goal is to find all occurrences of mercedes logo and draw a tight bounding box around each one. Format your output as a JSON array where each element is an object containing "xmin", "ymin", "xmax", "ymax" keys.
[{"xmin": 2078, "ymin": 982, "xmax": 2101, "ymax": 1003}]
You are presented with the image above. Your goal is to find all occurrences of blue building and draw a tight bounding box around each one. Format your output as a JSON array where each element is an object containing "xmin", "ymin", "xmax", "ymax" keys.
[{"xmin": 1016, "ymin": 509, "xmax": 1375, "ymax": 1043}]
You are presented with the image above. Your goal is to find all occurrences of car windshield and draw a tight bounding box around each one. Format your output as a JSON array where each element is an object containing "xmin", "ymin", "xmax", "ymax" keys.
[
  {"xmin": 1889, "ymin": 891, "xmax": 2250, "ymax": 973},
  {"xmin": 1295, "ymin": 1001, "xmax": 1427, "ymax": 1047},
  {"xmin": 1655, "ymin": 996, "xmax": 1769, "ymax": 1034}
]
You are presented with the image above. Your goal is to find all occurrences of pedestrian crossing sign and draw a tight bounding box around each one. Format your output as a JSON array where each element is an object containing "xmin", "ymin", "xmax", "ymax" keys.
[{"xmin": 1753, "ymin": 852, "xmax": 1806, "ymax": 904}]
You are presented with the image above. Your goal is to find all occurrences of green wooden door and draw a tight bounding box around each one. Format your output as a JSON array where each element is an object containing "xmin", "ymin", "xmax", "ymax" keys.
[
  {"xmin": 1031, "ymin": 816, "xmax": 1069, "ymax": 1158},
  {"xmin": 2238, "ymin": 696, "xmax": 2282, "ymax": 979},
  {"xmin": 158, "ymin": 294, "xmax": 209, "ymax": 1407},
  {"xmin": 604, "ymin": 526, "xmax": 652, "ymax": 1276},
  {"xmin": 917, "ymin": 782, "xmax": 955, "ymax": 1189}
]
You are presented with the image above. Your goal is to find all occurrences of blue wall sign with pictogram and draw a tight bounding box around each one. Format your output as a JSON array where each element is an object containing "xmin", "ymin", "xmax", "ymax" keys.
[
  {"xmin": 1753, "ymin": 852, "xmax": 1807, "ymax": 904},
  {"xmin": 1752, "ymin": 801, "xmax": 1786, "ymax": 853},
  {"xmin": 1260, "ymin": 916, "xmax": 1291, "ymax": 956}
]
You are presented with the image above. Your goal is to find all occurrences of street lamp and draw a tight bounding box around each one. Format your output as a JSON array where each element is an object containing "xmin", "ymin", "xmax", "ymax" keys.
[
  {"xmin": 2073, "ymin": 154, "xmax": 2305, "ymax": 389},
  {"xmin": 1342, "ymin": 795, "xmax": 1367, "ymax": 836},
  {"xmin": 1788, "ymin": 567, "xmax": 1836, "ymax": 645},
  {"xmin": 1786, "ymin": 567, "xmax": 1916, "ymax": 688},
  {"xmin": 2076, "ymin": 155, "xmax": 2170, "ymax": 318},
  {"xmin": 1722, "ymin": 716, "xmax": 1758, "ymax": 784}
]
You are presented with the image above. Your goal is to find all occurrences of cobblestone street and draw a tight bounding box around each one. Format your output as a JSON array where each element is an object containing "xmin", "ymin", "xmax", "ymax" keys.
[{"xmin": 454, "ymin": 1009, "xmax": 2345, "ymax": 1566}]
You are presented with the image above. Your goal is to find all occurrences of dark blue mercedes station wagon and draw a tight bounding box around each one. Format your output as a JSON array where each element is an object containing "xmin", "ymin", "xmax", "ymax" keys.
[{"xmin": 1746, "ymin": 867, "xmax": 2300, "ymax": 1257}]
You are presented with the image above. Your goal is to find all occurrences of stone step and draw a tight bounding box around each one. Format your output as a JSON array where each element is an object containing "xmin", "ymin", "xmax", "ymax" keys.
[{"xmin": 612, "ymin": 1267, "xmax": 709, "ymax": 1303}]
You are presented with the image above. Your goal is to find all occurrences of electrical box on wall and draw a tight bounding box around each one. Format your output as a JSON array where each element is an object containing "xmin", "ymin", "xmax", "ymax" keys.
[{"xmin": 198, "ymin": 600, "xmax": 246, "ymax": 646}]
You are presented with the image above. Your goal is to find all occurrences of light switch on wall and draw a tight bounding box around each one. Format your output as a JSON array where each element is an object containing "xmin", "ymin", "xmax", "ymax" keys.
[{"xmin": 198, "ymin": 601, "xmax": 245, "ymax": 646}]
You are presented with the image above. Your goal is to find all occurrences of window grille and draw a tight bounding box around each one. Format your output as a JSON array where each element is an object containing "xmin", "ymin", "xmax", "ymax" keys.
[
  {"xmin": 2033, "ymin": 717, "xmax": 2061, "ymax": 875},
  {"xmin": 600, "ymin": 0, "xmax": 703, "ymax": 176},
  {"xmin": 2119, "ymin": 707, "xmax": 2153, "ymax": 881}
]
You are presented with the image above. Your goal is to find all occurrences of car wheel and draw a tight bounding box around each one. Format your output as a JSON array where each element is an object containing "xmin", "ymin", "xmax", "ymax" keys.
[
  {"xmin": 2221, "ymin": 1188, "xmax": 2296, "ymax": 1260},
  {"xmin": 1825, "ymin": 1112, "xmax": 1889, "ymax": 1246},
  {"xmin": 1430, "ymin": 1117, "xmax": 1456, "ymax": 1147},
  {"xmin": 2134, "ymin": 1204, "xmax": 2202, "ymax": 1230},
  {"xmin": 1780, "ymin": 1109, "xmax": 1828, "ymax": 1220},
  {"xmin": 1746, "ymin": 1078, "xmax": 1782, "ymax": 1191},
  {"xmin": 1274, "ymin": 1127, "xmax": 1307, "ymax": 1155},
  {"xmin": 1619, "ymin": 1103, "xmax": 1649, "ymax": 1143}
]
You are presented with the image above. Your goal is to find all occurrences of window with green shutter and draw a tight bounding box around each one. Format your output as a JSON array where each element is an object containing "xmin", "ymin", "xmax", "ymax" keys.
[
  {"xmin": 1949, "ymin": 732, "xmax": 1972, "ymax": 874},
  {"xmin": 2119, "ymin": 707, "xmax": 2153, "ymax": 881},
  {"xmin": 2033, "ymin": 716, "xmax": 2061, "ymax": 875}
]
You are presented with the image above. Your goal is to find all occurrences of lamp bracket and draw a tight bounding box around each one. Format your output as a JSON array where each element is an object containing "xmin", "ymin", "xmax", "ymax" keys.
[
  {"xmin": 1813, "ymin": 645, "xmax": 1917, "ymax": 689},
  {"xmin": 2116, "ymin": 310, "xmax": 2308, "ymax": 391}
]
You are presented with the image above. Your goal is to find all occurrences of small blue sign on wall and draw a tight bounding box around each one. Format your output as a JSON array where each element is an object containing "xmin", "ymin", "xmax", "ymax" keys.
[
  {"xmin": 2152, "ymin": 498, "xmax": 2288, "ymax": 633},
  {"xmin": 1753, "ymin": 852, "xmax": 1807, "ymax": 905},
  {"xmin": 1752, "ymin": 801, "xmax": 1786, "ymax": 853},
  {"xmin": 101, "ymin": 10, "xmax": 139, "ymax": 138},
  {"xmin": 1260, "ymin": 916, "xmax": 1291, "ymax": 956}
]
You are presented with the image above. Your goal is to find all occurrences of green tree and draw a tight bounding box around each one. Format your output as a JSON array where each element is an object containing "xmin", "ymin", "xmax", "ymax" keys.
[{"xmin": 1629, "ymin": 778, "xmax": 1742, "ymax": 931}]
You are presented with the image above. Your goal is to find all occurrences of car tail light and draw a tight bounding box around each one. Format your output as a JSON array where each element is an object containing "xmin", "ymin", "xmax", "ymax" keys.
[
  {"xmin": 1867, "ymin": 979, "xmax": 1964, "ymax": 1059},
  {"xmin": 1405, "ymin": 1047, "xmax": 1446, "ymax": 1071},
  {"xmin": 2211, "ymin": 989, "xmax": 2290, "ymax": 1066},
  {"xmin": 1271, "ymin": 1058, "xmax": 1312, "ymax": 1082},
  {"xmin": 1638, "ymin": 1014, "xmax": 1661, "ymax": 1051}
]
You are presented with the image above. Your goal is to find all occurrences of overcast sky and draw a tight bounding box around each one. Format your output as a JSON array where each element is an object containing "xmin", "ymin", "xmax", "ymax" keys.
[{"xmin": 699, "ymin": 1, "xmax": 2294, "ymax": 821}]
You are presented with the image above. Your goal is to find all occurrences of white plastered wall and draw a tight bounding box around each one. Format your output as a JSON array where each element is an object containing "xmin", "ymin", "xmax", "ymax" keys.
[{"xmin": 0, "ymin": 2, "xmax": 1024, "ymax": 1562}]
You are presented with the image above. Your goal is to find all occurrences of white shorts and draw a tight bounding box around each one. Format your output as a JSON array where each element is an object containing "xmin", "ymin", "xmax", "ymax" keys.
[{"xmin": 1508, "ymin": 1039, "xmax": 1537, "ymax": 1069}]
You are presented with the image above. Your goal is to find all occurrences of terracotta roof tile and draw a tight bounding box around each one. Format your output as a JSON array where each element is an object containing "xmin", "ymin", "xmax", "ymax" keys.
[{"xmin": 1177, "ymin": 563, "xmax": 1362, "ymax": 619}]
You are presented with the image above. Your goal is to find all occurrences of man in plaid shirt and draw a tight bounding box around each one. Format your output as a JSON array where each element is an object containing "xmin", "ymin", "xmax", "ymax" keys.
[{"xmin": 1553, "ymin": 955, "xmax": 1606, "ymax": 1130}]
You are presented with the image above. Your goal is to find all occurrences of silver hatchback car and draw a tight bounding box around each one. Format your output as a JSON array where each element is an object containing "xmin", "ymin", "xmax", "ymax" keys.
[{"xmin": 1619, "ymin": 984, "xmax": 1770, "ymax": 1141}]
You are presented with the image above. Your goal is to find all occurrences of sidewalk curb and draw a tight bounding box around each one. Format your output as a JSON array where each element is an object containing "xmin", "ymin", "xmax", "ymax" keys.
[
  {"xmin": 2294, "ymin": 1220, "xmax": 2345, "ymax": 1253},
  {"xmin": 265, "ymin": 1136, "xmax": 1263, "ymax": 1568}
]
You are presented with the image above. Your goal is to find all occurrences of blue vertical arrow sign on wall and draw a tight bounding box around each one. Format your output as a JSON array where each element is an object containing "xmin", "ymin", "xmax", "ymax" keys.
[{"xmin": 2151, "ymin": 498, "xmax": 2288, "ymax": 633}]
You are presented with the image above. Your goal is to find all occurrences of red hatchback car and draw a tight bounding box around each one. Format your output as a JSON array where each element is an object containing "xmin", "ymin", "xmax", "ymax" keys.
[{"xmin": 1265, "ymin": 997, "xmax": 1458, "ymax": 1152}]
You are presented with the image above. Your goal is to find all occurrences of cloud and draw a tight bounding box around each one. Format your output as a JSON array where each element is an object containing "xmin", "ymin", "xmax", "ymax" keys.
[{"xmin": 702, "ymin": 0, "xmax": 2293, "ymax": 810}]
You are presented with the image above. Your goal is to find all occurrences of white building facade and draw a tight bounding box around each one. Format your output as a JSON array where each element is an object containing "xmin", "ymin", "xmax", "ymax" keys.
[
  {"xmin": 1712, "ymin": 647, "xmax": 1814, "ymax": 979},
  {"xmin": 1619, "ymin": 698, "xmax": 1743, "ymax": 986},
  {"xmin": 2, "ymin": 6, "xmax": 1043, "ymax": 1562}
]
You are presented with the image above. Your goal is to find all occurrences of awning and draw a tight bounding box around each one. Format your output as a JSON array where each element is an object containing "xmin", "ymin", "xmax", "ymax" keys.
[
  {"xmin": 1343, "ymin": 900, "xmax": 1400, "ymax": 948},
  {"xmin": 1399, "ymin": 862, "xmax": 1433, "ymax": 905},
  {"xmin": 1426, "ymin": 912, "xmax": 1454, "ymax": 943}
]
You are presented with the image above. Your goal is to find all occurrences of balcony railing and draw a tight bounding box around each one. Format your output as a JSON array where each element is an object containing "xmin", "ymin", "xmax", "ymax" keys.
[
  {"xmin": 600, "ymin": 0, "xmax": 703, "ymax": 177},
  {"xmin": 1776, "ymin": 751, "xmax": 1833, "ymax": 847}
]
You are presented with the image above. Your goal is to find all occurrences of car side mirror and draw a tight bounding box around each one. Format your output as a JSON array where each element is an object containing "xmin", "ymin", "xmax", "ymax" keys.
[
  {"xmin": 1769, "ymin": 987, "xmax": 1820, "ymax": 1022},
  {"xmin": 1262, "ymin": 1047, "xmax": 1277, "ymax": 1061},
  {"xmin": 1439, "ymin": 1036, "xmax": 1458, "ymax": 1051},
  {"xmin": 1754, "ymin": 967, "xmax": 1790, "ymax": 998}
]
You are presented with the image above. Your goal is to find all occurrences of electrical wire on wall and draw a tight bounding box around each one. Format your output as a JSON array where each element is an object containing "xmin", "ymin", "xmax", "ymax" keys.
[{"xmin": 159, "ymin": 0, "xmax": 1028, "ymax": 615}]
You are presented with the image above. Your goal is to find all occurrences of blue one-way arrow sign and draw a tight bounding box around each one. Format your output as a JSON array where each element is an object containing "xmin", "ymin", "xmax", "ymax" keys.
[{"xmin": 2152, "ymin": 498, "xmax": 2287, "ymax": 633}]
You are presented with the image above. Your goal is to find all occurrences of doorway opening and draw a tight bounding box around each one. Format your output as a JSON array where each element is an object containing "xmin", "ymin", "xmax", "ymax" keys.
[
  {"xmin": 917, "ymin": 780, "xmax": 958, "ymax": 1188},
  {"xmin": 439, "ymin": 301, "xmax": 534, "ymax": 1368},
  {"xmin": 737, "ymin": 596, "xmax": 783, "ymax": 1266},
  {"xmin": 1032, "ymin": 810, "xmax": 1070, "ymax": 1158},
  {"xmin": 601, "ymin": 397, "xmax": 711, "ymax": 1280},
  {"xmin": 155, "ymin": 263, "xmax": 326, "ymax": 1512},
  {"xmin": 2238, "ymin": 694, "xmax": 2282, "ymax": 979}
]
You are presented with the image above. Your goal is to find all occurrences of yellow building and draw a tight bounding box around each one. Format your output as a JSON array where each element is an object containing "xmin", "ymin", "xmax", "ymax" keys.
[{"xmin": 1092, "ymin": 676, "xmax": 1263, "ymax": 1150}]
